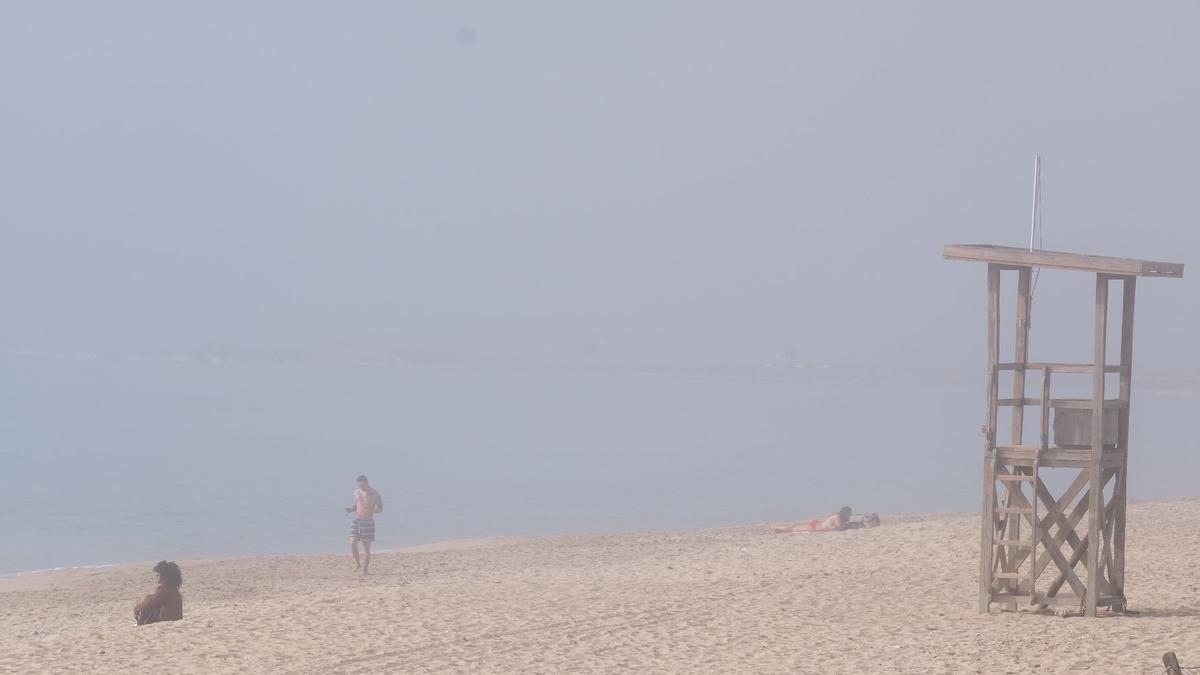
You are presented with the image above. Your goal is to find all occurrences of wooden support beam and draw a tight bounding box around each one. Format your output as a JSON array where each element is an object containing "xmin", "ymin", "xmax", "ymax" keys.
[
  {"xmin": 1012, "ymin": 267, "xmax": 1031, "ymax": 445},
  {"xmin": 1047, "ymin": 398, "xmax": 1126, "ymax": 410},
  {"xmin": 1100, "ymin": 497, "xmax": 1118, "ymax": 596},
  {"xmin": 944, "ymin": 244, "xmax": 1184, "ymax": 277},
  {"xmin": 1112, "ymin": 276, "xmax": 1135, "ymax": 599},
  {"xmin": 1039, "ymin": 469, "xmax": 1117, "ymax": 596},
  {"xmin": 980, "ymin": 263, "xmax": 1000, "ymax": 613},
  {"xmin": 1164, "ymin": 652, "xmax": 1184, "ymax": 675},
  {"xmin": 1087, "ymin": 274, "xmax": 1109, "ymax": 617},
  {"xmin": 991, "ymin": 464, "xmax": 1120, "ymax": 604},
  {"xmin": 1003, "ymin": 467, "xmax": 1085, "ymax": 572},
  {"xmin": 1033, "ymin": 366, "xmax": 1050, "ymax": 593},
  {"xmin": 997, "ymin": 362, "xmax": 1125, "ymax": 374},
  {"xmin": 997, "ymin": 447, "xmax": 1124, "ymax": 466},
  {"xmin": 1002, "ymin": 472, "xmax": 1086, "ymax": 596},
  {"xmin": 1040, "ymin": 368, "xmax": 1051, "ymax": 451},
  {"xmin": 1034, "ymin": 469, "xmax": 1112, "ymax": 577}
]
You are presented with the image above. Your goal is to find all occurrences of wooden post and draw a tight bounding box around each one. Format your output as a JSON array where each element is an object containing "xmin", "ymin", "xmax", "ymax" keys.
[
  {"xmin": 1163, "ymin": 652, "xmax": 1184, "ymax": 675},
  {"xmin": 999, "ymin": 267, "xmax": 1032, "ymax": 603},
  {"xmin": 1031, "ymin": 365, "xmax": 1050, "ymax": 598},
  {"xmin": 1011, "ymin": 268, "xmax": 1032, "ymax": 444},
  {"xmin": 1086, "ymin": 274, "xmax": 1109, "ymax": 616},
  {"xmin": 1040, "ymin": 368, "xmax": 1051, "ymax": 451},
  {"xmin": 1113, "ymin": 276, "xmax": 1136, "ymax": 599},
  {"xmin": 980, "ymin": 264, "xmax": 1001, "ymax": 613}
]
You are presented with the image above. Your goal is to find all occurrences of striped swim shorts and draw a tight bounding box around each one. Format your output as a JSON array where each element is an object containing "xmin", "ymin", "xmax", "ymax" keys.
[{"xmin": 350, "ymin": 518, "xmax": 376, "ymax": 543}]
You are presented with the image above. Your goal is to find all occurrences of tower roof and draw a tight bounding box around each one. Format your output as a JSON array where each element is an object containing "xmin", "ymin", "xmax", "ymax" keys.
[{"xmin": 943, "ymin": 244, "xmax": 1184, "ymax": 278}]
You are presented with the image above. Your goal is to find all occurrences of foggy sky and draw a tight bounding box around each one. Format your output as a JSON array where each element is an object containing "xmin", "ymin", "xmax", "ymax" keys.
[{"xmin": 3, "ymin": 2, "xmax": 1197, "ymax": 372}]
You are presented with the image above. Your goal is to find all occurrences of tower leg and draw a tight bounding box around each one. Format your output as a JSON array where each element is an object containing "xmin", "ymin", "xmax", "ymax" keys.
[
  {"xmin": 1113, "ymin": 276, "xmax": 1135, "ymax": 601},
  {"xmin": 1086, "ymin": 274, "xmax": 1110, "ymax": 617},
  {"xmin": 1001, "ymin": 268, "xmax": 1032, "ymax": 605},
  {"xmin": 980, "ymin": 264, "xmax": 1000, "ymax": 613}
]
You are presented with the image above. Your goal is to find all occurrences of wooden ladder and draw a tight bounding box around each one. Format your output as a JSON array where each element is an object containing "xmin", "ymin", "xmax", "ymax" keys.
[{"xmin": 993, "ymin": 456, "xmax": 1040, "ymax": 601}]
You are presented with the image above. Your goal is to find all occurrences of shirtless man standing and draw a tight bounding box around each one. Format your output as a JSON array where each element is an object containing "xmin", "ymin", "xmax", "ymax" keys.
[{"xmin": 345, "ymin": 475, "xmax": 383, "ymax": 574}]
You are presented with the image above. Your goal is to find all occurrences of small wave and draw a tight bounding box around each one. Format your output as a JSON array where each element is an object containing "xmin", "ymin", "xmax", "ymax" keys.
[{"xmin": 0, "ymin": 562, "xmax": 121, "ymax": 580}]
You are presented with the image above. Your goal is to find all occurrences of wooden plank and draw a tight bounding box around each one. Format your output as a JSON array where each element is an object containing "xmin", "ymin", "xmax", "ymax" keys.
[
  {"xmin": 1031, "ymin": 593, "xmax": 1084, "ymax": 608},
  {"xmin": 1032, "ymin": 366, "xmax": 1049, "ymax": 595},
  {"xmin": 1032, "ymin": 472, "xmax": 1110, "ymax": 590},
  {"xmin": 943, "ymin": 244, "xmax": 1184, "ymax": 278},
  {"xmin": 997, "ymin": 362, "xmax": 1124, "ymax": 373},
  {"xmin": 998, "ymin": 398, "xmax": 1040, "ymax": 407},
  {"xmin": 1001, "ymin": 469, "xmax": 1025, "ymax": 602},
  {"xmin": 1112, "ymin": 277, "xmax": 1135, "ymax": 597},
  {"xmin": 1034, "ymin": 493, "xmax": 1086, "ymax": 576},
  {"xmin": 1043, "ymin": 449, "xmax": 1106, "ymax": 460},
  {"xmin": 1001, "ymin": 447, "xmax": 1121, "ymax": 468},
  {"xmin": 1049, "ymin": 398, "xmax": 1126, "ymax": 410},
  {"xmin": 1041, "ymin": 368, "xmax": 1052, "ymax": 451},
  {"xmin": 995, "ymin": 539, "xmax": 1033, "ymax": 548},
  {"xmin": 1054, "ymin": 407, "xmax": 1119, "ymax": 447},
  {"xmin": 1042, "ymin": 527, "xmax": 1088, "ymax": 598},
  {"xmin": 1012, "ymin": 481, "xmax": 1090, "ymax": 592},
  {"xmin": 1043, "ymin": 530, "xmax": 1089, "ymax": 599},
  {"xmin": 1012, "ymin": 267, "xmax": 1031, "ymax": 446},
  {"xmin": 979, "ymin": 263, "xmax": 1000, "ymax": 613},
  {"xmin": 1086, "ymin": 274, "xmax": 1109, "ymax": 617},
  {"xmin": 1164, "ymin": 652, "xmax": 1184, "ymax": 675},
  {"xmin": 997, "ymin": 467, "xmax": 1089, "ymax": 587},
  {"xmin": 1101, "ymin": 497, "xmax": 1118, "ymax": 596},
  {"xmin": 1032, "ymin": 469, "xmax": 1097, "ymax": 581},
  {"xmin": 1030, "ymin": 593, "xmax": 1123, "ymax": 609},
  {"xmin": 1033, "ymin": 593, "xmax": 1123, "ymax": 609},
  {"xmin": 997, "ymin": 444, "xmax": 1041, "ymax": 453},
  {"xmin": 1039, "ymin": 457, "xmax": 1095, "ymax": 469},
  {"xmin": 1003, "ymin": 270, "xmax": 1032, "ymax": 607}
]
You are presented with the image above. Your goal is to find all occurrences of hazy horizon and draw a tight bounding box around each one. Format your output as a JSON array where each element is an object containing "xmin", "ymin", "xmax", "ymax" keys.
[{"xmin": 2, "ymin": 3, "xmax": 1198, "ymax": 574}]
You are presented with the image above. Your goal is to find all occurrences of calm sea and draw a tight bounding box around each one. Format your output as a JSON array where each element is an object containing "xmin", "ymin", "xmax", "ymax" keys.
[{"xmin": 2, "ymin": 354, "xmax": 1196, "ymax": 575}]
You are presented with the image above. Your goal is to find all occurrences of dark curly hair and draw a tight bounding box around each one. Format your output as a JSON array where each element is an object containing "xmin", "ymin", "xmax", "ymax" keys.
[{"xmin": 153, "ymin": 560, "xmax": 182, "ymax": 589}]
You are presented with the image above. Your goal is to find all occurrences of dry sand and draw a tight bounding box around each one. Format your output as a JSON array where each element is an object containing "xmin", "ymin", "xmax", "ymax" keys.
[{"xmin": 3, "ymin": 500, "xmax": 1200, "ymax": 674}]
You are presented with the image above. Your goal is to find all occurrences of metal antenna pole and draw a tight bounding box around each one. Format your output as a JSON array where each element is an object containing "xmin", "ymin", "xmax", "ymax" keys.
[{"xmin": 1029, "ymin": 155, "xmax": 1041, "ymax": 251}]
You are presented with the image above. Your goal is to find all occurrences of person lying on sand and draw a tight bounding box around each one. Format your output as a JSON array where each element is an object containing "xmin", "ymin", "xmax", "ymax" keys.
[
  {"xmin": 770, "ymin": 507, "xmax": 879, "ymax": 533},
  {"xmin": 813, "ymin": 506, "xmax": 854, "ymax": 531},
  {"xmin": 845, "ymin": 512, "xmax": 880, "ymax": 529},
  {"xmin": 134, "ymin": 560, "xmax": 183, "ymax": 625}
]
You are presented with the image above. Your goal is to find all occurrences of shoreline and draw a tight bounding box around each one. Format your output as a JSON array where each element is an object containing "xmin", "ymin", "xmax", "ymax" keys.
[
  {"xmin": 0, "ymin": 536, "xmax": 533, "ymax": 591},
  {"xmin": 4, "ymin": 499, "xmax": 1200, "ymax": 673},
  {"xmin": 4, "ymin": 498, "xmax": 1194, "ymax": 584},
  {"xmin": 0, "ymin": 509, "xmax": 973, "ymax": 585}
]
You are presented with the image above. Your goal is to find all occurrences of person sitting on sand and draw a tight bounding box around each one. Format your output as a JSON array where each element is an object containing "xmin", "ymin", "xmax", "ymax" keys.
[{"xmin": 134, "ymin": 560, "xmax": 183, "ymax": 625}]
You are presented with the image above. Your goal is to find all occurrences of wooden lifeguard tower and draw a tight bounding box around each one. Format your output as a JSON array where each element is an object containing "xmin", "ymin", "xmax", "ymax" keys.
[{"xmin": 944, "ymin": 244, "xmax": 1184, "ymax": 616}]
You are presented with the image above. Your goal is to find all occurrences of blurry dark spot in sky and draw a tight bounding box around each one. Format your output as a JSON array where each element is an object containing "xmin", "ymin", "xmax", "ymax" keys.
[{"xmin": 455, "ymin": 26, "xmax": 476, "ymax": 47}]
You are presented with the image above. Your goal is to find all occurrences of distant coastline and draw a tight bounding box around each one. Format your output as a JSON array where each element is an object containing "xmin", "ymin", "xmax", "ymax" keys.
[{"xmin": 5, "ymin": 346, "xmax": 1200, "ymax": 391}]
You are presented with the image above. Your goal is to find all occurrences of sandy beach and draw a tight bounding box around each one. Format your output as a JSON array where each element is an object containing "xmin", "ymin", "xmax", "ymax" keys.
[{"xmin": 3, "ymin": 500, "xmax": 1199, "ymax": 674}]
